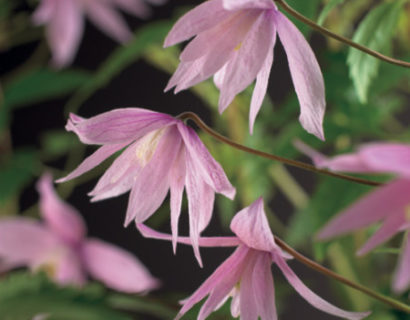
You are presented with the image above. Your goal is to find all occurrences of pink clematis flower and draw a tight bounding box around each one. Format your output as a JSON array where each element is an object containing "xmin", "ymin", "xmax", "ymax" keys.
[
  {"xmin": 164, "ymin": 0, "xmax": 325, "ymax": 139},
  {"xmin": 57, "ymin": 108, "xmax": 236, "ymax": 266},
  {"xmin": 296, "ymin": 140, "xmax": 410, "ymax": 294},
  {"xmin": 0, "ymin": 173, "xmax": 159, "ymax": 292},
  {"xmin": 32, "ymin": 0, "xmax": 164, "ymax": 67},
  {"xmin": 137, "ymin": 198, "xmax": 370, "ymax": 319}
]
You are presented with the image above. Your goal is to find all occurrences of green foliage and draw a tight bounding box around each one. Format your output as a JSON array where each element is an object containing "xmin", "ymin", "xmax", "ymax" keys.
[
  {"xmin": 283, "ymin": 0, "xmax": 322, "ymax": 36},
  {"xmin": 317, "ymin": 0, "xmax": 345, "ymax": 26},
  {"xmin": 347, "ymin": 1, "xmax": 403, "ymax": 103},
  {"xmin": 0, "ymin": 272, "xmax": 131, "ymax": 320}
]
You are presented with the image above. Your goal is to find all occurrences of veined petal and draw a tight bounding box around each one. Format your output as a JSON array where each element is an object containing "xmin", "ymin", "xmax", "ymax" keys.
[
  {"xmin": 83, "ymin": 239, "xmax": 159, "ymax": 293},
  {"xmin": 66, "ymin": 109, "xmax": 175, "ymax": 145},
  {"xmin": 56, "ymin": 142, "xmax": 129, "ymax": 183},
  {"xmin": 275, "ymin": 11, "xmax": 325, "ymax": 140},
  {"xmin": 274, "ymin": 253, "xmax": 370, "ymax": 320},
  {"xmin": 164, "ymin": 0, "xmax": 230, "ymax": 47},
  {"xmin": 359, "ymin": 143, "xmax": 410, "ymax": 177},
  {"xmin": 357, "ymin": 210, "xmax": 406, "ymax": 256},
  {"xmin": 124, "ymin": 126, "xmax": 181, "ymax": 225},
  {"xmin": 223, "ymin": 0, "xmax": 276, "ymax": 11},
  {"xmin": 318, "ymin": 179, "xmax": 410, "ymax": 240},
  {"xmin": 136, "ymin": 223, "xmax": 241, "ymax": 247},
  {"xmin": 393, "ymin": 233, "xmax": 410, "ymax": 293},
  {"xmin": 239, "ymin": 251, "xmax": 260, "ymax": 320},
  {"xmin": 37, "ymin": 173, "xmax": 86, "ymax": 244},
  {"xmin": 249, "ymin": 31, "xmax": 275, "ymax": 134},
  {"xmin": 112, "ymin": 0, "xmax": 151, "ymax": 19},
  {"xmin": 0, "ymin": 218, "xmax": 59, "ymax": 266},
  {"xmin": 218, "ymin": 10, "xmax": 275, "ymax": 114},
  {"xmin": 85, "ymin": 0, "xmax": 132, "ymax": 43},
  {"xmin": 177, "ymin": 122, "xmax": 235, "ymax": 199},
  {"xmin": 230, "ymin": 197, "xmax": 277, "ymax": 252}
]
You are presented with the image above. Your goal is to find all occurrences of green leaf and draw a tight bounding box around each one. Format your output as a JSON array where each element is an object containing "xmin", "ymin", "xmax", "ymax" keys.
[
  {"xmin": 317, "ymin": 0, "xmax": 345, "ymax": 26},
  {"xmin": 65, "ymin": 20, "xmax": 173, "ymax": 114},
  {"xmin": 347, "ymin": 1, "xmax": 402, "ymax": 103}
]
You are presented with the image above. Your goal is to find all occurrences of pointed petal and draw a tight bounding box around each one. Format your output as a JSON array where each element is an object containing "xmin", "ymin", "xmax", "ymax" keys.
[
  {"xmin": 218, "ymin": 11, "xmax": 274, "ymax": 114},
  {"xmin": 275, "ymin": 11, "xmax": 325, "ymax": 140},
  {"xmin": 124, "ymin": 126, "xmax": 181, "ymax": 225},
  {"xmin": 164, "ymin": 0, "xmax": 230, "ymax": 47},
  {"xmin": 213, "ymin": 63, "xmax": 228, "ymax": 90},
  {"xmin": 274, "ymin": 254, "xmax": 370, "ymax": 320},
  {"xmin": 178, "ymin": 122, "xmax": 235, "ymax": 199},
  {"xmin": 318, "ymin": 179, "xmax": 410, "ymax": 240},
  {"xmin": 357, "ymin": 211, "xmax": 405, "ymax": 256},
  {"xmin": 32, "ymin": 0, "xmax": 54, "ymax": 25},
  {"xmin": 56, "ymin": 142, "xmax": 129, "ymax": 183},
  {"xmin": 359, "ymin": 143, "xmax": 410, "ymax": 177},
  {"xmin": 83, "ymin": 239, "xmax": 159, "ymax": 292},
  {"xmin": 37, "ymin": 173, "xmax": 86, "ymax": 244},
  {"xmin": 85, "ymin": 0, "xmax": 132, "ymax": 43},
  {"xmin": 112, "ymin": 0, "xmax": 151, "ymax": 19},
  {"xmin": 66, "ymin": 109, "xmax": 176, "ymax": 145},
  {"xmin": 230, "ymin": 197, "xmax": 277, "ymax": 252},
  {"xmin": 393, "ymin": 233, "xmax": 410, "ymax": 293},
  {"xmin": 170, "ymin": 147, "xmax": 187, "ymax": 252},
  {"xmin": 223, "ymin": 0, "xmax": 276, "ymax": 11},
  {"xmin": 0, "ymin": 218, "xmax": 59, "ymax": 266},
  {"xmin": 249, "ymin": 32, "xmax": 275, "ymax": 134},
  {"xmin": 136, "ymin": 223, "xmax": 241, "ymax": 247}
]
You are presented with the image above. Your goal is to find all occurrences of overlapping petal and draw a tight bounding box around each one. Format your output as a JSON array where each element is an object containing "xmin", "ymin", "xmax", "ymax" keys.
[{"xmin": 393, "ymin": 234, "xmax": 410, "ymax": 293}]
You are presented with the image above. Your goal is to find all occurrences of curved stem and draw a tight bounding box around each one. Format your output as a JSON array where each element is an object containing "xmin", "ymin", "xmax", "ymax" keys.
[
  {"xmin": 178, "ymin": 112, "xmax": 381, "ymax": 187},
  {"xmin": 275, "ymin": 0, "xmax": 410, "ymax": 68},
  {"xmin": 274, "ymin": 236, "xmax": 410, "ymax": 313}
]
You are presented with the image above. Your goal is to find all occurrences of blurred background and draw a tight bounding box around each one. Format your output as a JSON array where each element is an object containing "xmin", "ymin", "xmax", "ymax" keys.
[{"xmin": 0, "ymin": 0, "xmax": 409, "ymax": 319}]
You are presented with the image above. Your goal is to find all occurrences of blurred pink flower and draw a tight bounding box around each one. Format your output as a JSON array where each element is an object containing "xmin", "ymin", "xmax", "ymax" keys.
[
  {"xmin": 0, "ymin": 173, "xmax": 159, "ymax": 292},
  {"xmin": 57, "ymin": 108, "xmax": 235, "ymax": 266},
  {"xmin": 137, "ymin": 198, "xmax": 370, "ymax": 319},
  {"xmin": 164, "ymin": 0, "xmax": 325, "ymax": 139},
  {"xmin": 296, "ymin": 140, "xmax": 410, "ymax": 293},
  {"xmin": 32, "ymin": 0, "xmax": 164, "ymax": 67}
]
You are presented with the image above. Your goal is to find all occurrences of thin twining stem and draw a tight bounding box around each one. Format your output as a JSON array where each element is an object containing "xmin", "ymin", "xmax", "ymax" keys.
[
  {"xmin": 177, "ymin": 112, "xmax": 381, "ymax": 187},
  {"xmin": 275, "ymin": 236, "xmax": 410, "ymax": 313},
  {"xmin": 275, "ymin": 0, "xmax": 410, "ymax": 68}
]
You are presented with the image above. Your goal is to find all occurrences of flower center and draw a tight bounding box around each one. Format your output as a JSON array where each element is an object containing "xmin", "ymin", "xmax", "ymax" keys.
[{"xmin": 135, "ymin": 128, "xmax": 166, "ymax": 167}]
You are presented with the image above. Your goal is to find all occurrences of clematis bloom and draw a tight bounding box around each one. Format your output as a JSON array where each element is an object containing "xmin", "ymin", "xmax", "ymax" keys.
[
  {"xmin": 0, "ymin": 173, "xmax": 158, "ymax": 292},
  {"xmin": 296, "ymin": 141, "xmax": 410, "ymax": 293},
  {"xmin": 57, "ymin": 108, "xmax": 235, "ymax": 266},
  {"xmin": 33, "ymin": 0, "xmax": 164, "ymax": 67},
  {"xmin": 164, "ymin": 0, "xmax": 325, "ymax": 139},
  {"xmin": 137, "ymin": 198, "xmax": 370, "ymax": 319}
]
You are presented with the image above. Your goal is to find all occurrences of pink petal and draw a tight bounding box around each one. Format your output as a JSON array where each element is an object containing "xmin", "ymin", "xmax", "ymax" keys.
[
  {"xmin": 47, "ymin": 0, "xmax": 84, "ymax": 67},
  {"xmin": 393, "ymin": 233, "xmax": 410, "ymax": 293},
  {"xmin": 136, "ymin": 223, "xmax": 241, "ymax": 247},
  {"xmin": 56, "ymin": 142, "xmax": 129, "ymax": 183},
  {"xmin": 274, "ymin": 253, "xmax": 370, "ymax": 320},
  {"xmin": 177, "ymin": 122, "xmax": 235, "ymax": 199},
  {"xmin": 357, "ymin": 210, "xmax": 406, "ymax": 256},
  {"xmin": 84, "ymin": 0, "xmax": 132, "ymax": 43},
  {"xmin": 249, "ymin": 31, "xmax": 275, "ymax": 134},
  {"xmin": 124, "ymin": 126, "xmax": 181, "ymax": 225},
  {"xmin": 317, "ymin": 179, "xmax": 410, "ymax": 240},
  {"xmin": 83, "ymin": 239, "xmax": 159, "ymax": 292},
  {"xmin": 359, "ymin": 143, "xmax": 410, "ymax": 177},
  {"xmin": 239, "ymin": 251, "xmax": 260, "ymax": 320},
  {"xmin": 66, "ymin": 109, "xmax": 176, "ymax": 145},
  {"xmin": 0, "ymin": 218, "xmax": 59, "ymax": 266},
  {"xmin": 222, "ymin": 0, "xmax": 276, "ymax": 11},
  {"xmin": 218, "ymin": 10, "xmax": 275, "ymax": 114},
  {"xmin": 164, "ymin": 0, "xmax": 230, "ymax": 47},
  {"xmin": 32, "ymin": 0, "xmax": 54, "ymax": 25},
  {"xmin": 169, "ymin": 147, "xmax": 187, "ymax": 253},
  {"xmin": 112, "ymin": 0, "xmax": 151, "ymax": 19},
  {"xmin": 230, "ymin": 197, "xmax": 277, "ymax": 252},
  {"xmin": 54, "ymin": 247, "xmax": 86, "ymax": 286},
  {"xmin": 37, "ymin": 173, "xmax": 86, "ymax": 244},
  {"xmin": 275, "ymin": 11, "xmax": 325, "ymax": 140}
]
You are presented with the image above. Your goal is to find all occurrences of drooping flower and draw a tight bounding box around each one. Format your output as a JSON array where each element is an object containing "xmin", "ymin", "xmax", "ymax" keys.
[
  {"xmin": 0, "ymin": 173, "xmax": 158, "ymax": 292},
  {"xmin": 296, "ymin": 140, "xmax": 410, "ymax": 294},
  {"xmin": 32, "ymin": 0, "xmax": 164, "ymax": 67},
  {"xmin": 137, "ymin": 198, "xmax": 370, "ymax": 319},
  {"xmin": 164, "ymin": 0, "xmax": 325, "ymax": 139},
  {"xmin": 57, "ymin": 108, "xmax": 236, "ymax": 266}
]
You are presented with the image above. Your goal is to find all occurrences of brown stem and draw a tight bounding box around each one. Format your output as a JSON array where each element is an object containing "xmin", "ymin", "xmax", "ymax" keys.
[
  {"xmin": 178, "ymin": 112, "xmax": 381, "ymax": 187},
  {"xmin": 275, "ymin": 236, "xmax": 410, "ymax": 313},
  {"xmin": 275, "ymin": 0, "xmax": 410, "ymax": 68}
]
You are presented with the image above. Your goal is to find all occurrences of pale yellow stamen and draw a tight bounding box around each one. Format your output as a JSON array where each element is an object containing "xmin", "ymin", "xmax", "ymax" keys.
[{"xmin": 135, "ymin": 128, "xmax": 166, "ymax": 167}]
